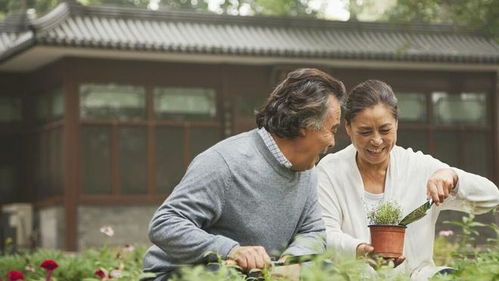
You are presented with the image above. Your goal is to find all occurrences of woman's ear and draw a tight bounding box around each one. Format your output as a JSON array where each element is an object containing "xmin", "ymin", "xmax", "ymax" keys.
[{"xmin": 345, "ymin": 123, "xmax": 352, "ymax": 137}]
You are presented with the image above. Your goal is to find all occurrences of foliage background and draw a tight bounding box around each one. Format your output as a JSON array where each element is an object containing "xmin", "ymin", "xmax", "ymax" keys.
[{"xmin": 0, "ymin": 0, "xmax": 497, "ymax": 39}]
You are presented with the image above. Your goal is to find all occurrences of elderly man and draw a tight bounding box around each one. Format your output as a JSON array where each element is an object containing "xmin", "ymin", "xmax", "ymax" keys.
[{"xmin": 143, "ymin": 68, "xmax": 346, "ymax": 280}]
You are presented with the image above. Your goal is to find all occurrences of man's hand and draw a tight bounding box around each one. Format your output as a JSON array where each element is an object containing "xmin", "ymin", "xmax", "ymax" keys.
[
  {"xmin": 227, "ymin": 246, "xmax": 271, "ymax": 270},
  {"xmin": 427, "ymin": 168, "xmax": 458, "ymax": 206},
  {"xmin": 271, "ymin": 264, "xmax": 301, "ymax": 281},
  {"xmin": 356, "ymin": 243, "xmax": 374, "ymax": 258}
]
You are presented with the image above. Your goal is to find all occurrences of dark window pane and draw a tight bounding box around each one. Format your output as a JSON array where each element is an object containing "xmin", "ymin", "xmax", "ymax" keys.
[
  {"xmin": 0, "ymin": 97, "xmax": 22, "ymax": 123},
  {"xmin": 0, "ymin": 166, "xmax": 17, "ymax": 202},
  {"xmin": 154, "ymin": 88, "xmax": 216, "ymax": 121},
  {"xmin": 462, "ymin": 132, "xmax": 490, "ymax": 178},
  {"xmin": 47, "ymin": 129, "xmax": 63, "ymax": 196},
  {"xmin": 238, "ymin": 95, "xmax": 265, "ymax": 118},
  {"xmin": 55, "ymin": 129, "xmax": 64, "ymax": 194},
  {"xmin": 0, "ymin": 135, "xmax": 21, "ymax": 202},
  {"xmin": 433, "ymin": 131, "xmax": 459, "ymax": 167},
  {"xmin": 36, "ymin": 89, "xmax": 64, "ymax": 123},
  {"xmin": 36, "ymin": 94, "xmax": 51, "ymax": 123},
  {"xmin": 52, "ymin": 89, "xmax": 64, "ymax": 120},
  {"xmin": 156, "ymin": 127, "xmax": 185, "ymax": 195},
  {"xmin": 119, "ymin": 127, "xmax": 147, "ymax": 194},
  {"xmin": 433, "ymin": 92, "xmax": 487, "ymax": 125},
  {"xmin": 80, "ymin": 84, "xmax": 145, "ymax": 121},
  {"xmin": 33, "ymin": 134, "xmax": 43, "ymax": 199},
  {"xmin": 398, "ymin": 93, "xmax": 426, "ymax": 122},
  {"xmin": 38, "ymin": 132, "xmax": 49, "ymax": 197},
  {"xmin": 190, "ymin": 128, "xmax": 221, "ymax": 160},
  {"xmin": 397, "ymin": 130, "xmax": 428, "ymax": 153},
  {"xmin": 81, "ymin": 126, "xmax": 112, "ymax": 194}
]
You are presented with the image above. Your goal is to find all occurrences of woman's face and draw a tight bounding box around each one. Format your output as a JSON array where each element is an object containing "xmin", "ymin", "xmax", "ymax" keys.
[{"xmin": 346, "ymin": 103, "xmax": 398, "ymax": 167}]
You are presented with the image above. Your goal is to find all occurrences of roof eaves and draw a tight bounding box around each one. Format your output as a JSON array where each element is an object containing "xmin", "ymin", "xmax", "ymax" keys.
[
  {"xmin": 31, "ymin": 2, "xmax": 72, "ymax": 32},
  {"xmin": 0, "ymin": 30, "xmax": 36, "ymax": 63}
]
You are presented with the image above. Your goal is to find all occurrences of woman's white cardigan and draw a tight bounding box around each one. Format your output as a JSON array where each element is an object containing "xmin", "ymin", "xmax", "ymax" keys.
[{"xmin": 317, "ymin": 145, "xmax": 499, "ymax": 281}]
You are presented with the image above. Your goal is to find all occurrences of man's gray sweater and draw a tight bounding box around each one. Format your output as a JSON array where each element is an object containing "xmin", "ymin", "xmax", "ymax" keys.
[{"xmin": 143, "ymin": 129, "xmax": 326, "ymax": 275}]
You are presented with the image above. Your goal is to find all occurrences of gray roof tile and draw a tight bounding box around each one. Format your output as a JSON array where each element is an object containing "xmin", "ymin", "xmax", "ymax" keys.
[{"xmin": 0, "ymin": 1, "xmax": 498, "ymax": 64}]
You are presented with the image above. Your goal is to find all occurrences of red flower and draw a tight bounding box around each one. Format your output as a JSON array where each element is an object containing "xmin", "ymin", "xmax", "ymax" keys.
[
  {"xmin": 40, "ymin": 259, "xmax": 59, "ymax": 271},
  {"xmin": 7, "ymin": 271, "xmax": 25, "ymax": 281},
  {"xmin": 40, "ymin": 259, "xmax": 59, "ymax": 281},
  {"xmin": 94, "ymin": 268, "xmax": 107, "ymax": 280}
]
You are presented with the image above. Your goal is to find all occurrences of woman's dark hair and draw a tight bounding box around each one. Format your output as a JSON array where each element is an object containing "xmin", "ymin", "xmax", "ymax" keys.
[
  {"xmin": 344, "ymin": 80, "xmax": 398, "ymax": 125},
  {"xmin": 256, "ymin": 68, "xmax": 345, "ymax": 138}
]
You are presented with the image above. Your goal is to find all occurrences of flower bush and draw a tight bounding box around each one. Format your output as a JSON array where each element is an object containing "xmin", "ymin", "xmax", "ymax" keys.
[
  {"xmin": 0, "ymin": 214, "xmax": 497, "ymax": 281},
  {"xmin": 0, "ymin": 245, "xmax": 150, "ymax": 281}
]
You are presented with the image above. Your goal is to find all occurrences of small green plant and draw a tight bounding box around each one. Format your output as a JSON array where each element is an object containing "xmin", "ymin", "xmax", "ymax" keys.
[{"xmin": 368, "ymin": 201, "xmax": 402, "ymax": 225}]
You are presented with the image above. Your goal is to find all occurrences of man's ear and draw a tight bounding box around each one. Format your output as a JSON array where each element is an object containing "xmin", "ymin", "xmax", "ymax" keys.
[
  {"xmin": 298, "ymin": 127, "xmax": 307, "ymax": 137},
  {"xmin": 345, "ymin": 123, "xmax": 352, "ymax": 137}
]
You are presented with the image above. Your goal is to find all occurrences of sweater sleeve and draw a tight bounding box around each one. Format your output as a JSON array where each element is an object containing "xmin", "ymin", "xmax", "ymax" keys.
[
  {"xmin": 148, "ymin": 150, "xmax": 239, "ymax": 264},
  {"xmin": 317, "ymin": 164, "xmax": 365, "ymax": 258},
  {"xmin": 440, "ymin": 167, "xmax": 499, "ymax": 214},
  {"xmin": 281, "ymin": 172, "xmax": 327, "ymax": 257}
]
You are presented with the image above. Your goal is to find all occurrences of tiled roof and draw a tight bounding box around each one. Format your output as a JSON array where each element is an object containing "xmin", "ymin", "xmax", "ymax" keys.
[{"xmin": 0, "ymin": 1, "xmax": 498, "ymax": 64}]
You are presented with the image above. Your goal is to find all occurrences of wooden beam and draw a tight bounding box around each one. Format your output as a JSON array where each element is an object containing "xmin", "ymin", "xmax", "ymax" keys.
[
  {"xmin": 62, "ymin": 62, "xmax": 79, "ymax": 251},
  {"xmin": 494, "ymin": 71, "xmax": 499, "ymax": 185},
  {"xmin": 80, "ymin": 194, "xmax": 164, "ymax": 205},
  {"xmin": 146, "ymin": 86, "xmax": 157, "ymax": 195}
]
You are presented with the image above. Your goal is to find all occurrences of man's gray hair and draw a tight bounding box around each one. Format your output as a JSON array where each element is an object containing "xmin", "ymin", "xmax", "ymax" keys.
[{"xmin": 256, "ymin": 68, "xmax": 345, "ymax": 138}]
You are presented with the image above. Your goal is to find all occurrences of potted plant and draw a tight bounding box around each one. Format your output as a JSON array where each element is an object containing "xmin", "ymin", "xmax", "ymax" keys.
[{"xmin": 368, "ymin": 201, "xmax": 405, "ymax": 258}]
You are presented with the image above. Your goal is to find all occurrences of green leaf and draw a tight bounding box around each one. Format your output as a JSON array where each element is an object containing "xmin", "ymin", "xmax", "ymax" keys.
[{"xmin": 139, "ymin": 272, "xmax": 157, "ymax": 278}]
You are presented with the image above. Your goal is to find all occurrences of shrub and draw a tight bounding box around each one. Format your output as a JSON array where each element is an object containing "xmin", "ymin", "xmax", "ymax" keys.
[{"xmin": 368, "ymin": 201, "xmax": 402, "ymax": 225}]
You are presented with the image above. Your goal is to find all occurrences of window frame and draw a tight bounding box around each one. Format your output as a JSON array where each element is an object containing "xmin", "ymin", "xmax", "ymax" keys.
[
  {"xmin": 397, "ymin": 90, "xmax": 493, "ymax": 178},
  {"xmin": 78, "ymin": 84, "xmax": 223, "ymax": 199}
]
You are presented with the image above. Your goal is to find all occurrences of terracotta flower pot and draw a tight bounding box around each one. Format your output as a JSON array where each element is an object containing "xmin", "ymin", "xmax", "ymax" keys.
[{"xmin": 368, "ymin": 224, "xmax": 406, "ymax": 258}]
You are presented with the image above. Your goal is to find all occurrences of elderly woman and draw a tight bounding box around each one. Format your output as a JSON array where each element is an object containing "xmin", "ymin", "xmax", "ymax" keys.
[{"xmin": 317, "ymin": 80, "xmax": 499, "ymax": 281}]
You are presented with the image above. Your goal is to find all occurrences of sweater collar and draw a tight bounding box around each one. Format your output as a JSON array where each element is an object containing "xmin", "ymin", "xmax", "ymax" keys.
[
  {"xmin": 250, "ymin": 129, "xmax": 302, "ymax": 178},
  {"xmin": 257, "ymin": 127, "xmax": 293, "ymax": 169}
]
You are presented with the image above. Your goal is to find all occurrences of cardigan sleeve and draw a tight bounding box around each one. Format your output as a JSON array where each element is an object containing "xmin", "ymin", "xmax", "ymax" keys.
[
  {"xmin": 440, "ymin": 167, "xmax": 499, "ymax": 214},
  {"xmin": 317, "ymin": 164, "xmax": 365, "ymax": 258},
  {"xmin": 407, "ymin": 148, "xmax": 499, "ymax": 214}
]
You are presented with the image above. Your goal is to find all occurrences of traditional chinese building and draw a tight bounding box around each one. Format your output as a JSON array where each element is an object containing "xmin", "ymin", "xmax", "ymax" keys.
[{"xmin": 0, "ymin": 1, "xmax": 498, "ymax": 251}]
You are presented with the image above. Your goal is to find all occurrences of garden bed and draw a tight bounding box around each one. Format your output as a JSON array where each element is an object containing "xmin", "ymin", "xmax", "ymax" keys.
[{"xmin": 1, "ymin": 213, "xmax": 497, "ymax": 281}]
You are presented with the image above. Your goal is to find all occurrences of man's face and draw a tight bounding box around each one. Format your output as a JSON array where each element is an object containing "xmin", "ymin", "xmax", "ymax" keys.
[{"xmin": 298, "ymin": 96, "xmax": 341, "ymax": 170}]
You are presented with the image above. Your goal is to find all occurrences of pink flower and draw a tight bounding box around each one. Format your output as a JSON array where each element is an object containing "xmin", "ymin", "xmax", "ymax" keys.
[
  {"xmin": 7, "ymin": 271, "xmax": 25, "ymax": 281},
  {"xmin": 109, "ymin": 269, "xmax": 122, "ymax": 278},
  {"xmin": 24, "ymin": 265, "xmax": 35, "ymax": 272},
  {"xmin": 439, "ymin": 230, "xmax": 454, "ymax": 237},
  {"xmin": 100, "ymin": 226, "xmax": 114, "ymax": 237},
  {"xmin": 40, "ymin": 259, "xmax": 58, "ymax": 281},
  {"xmin": 122, "ymin": 244, "xmax": 135, "ymax": 252},
  {"xmin": 94, "ymin": 268, "xmax": 107, "ymax": 280}
]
